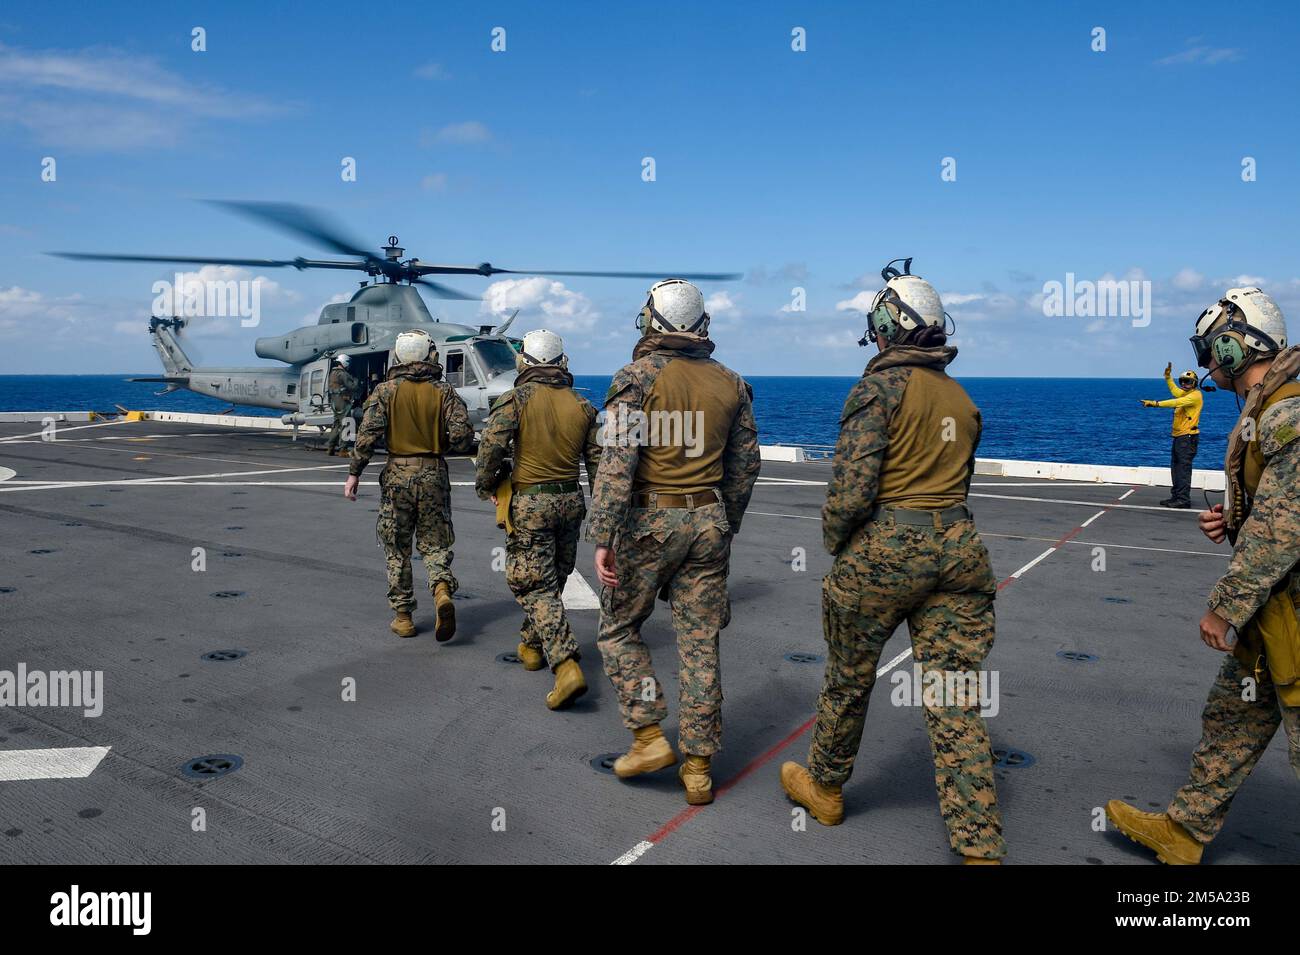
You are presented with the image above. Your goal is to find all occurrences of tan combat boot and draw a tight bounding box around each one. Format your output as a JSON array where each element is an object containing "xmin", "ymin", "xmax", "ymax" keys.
[
  {"xmin": 780, "ymin": 761, "xmax": 844, "ymax": 826},
  {"xmin": 962, "ymin": 856, "xmax": 1001, "ymax": 865},
  {"xmin": 546, "ymin": 658, "xmax": 587, "ymax": 710},
  {"xmin": 679, "ymin": 755, "xmax": 714, "ymax": 806},
  {"xmin": 613, "ymin": 724, "xmax": 677, "ymax": 779},
  {"xmin": 389, "ymin": 611, "xmax": 416, "ymax": 638},
  {"xmin": 1105, "ymin": 800, "xmax": 1203, "ymax": 865},
  {"xmin": 433, "ymin": 582, "xmax": 456, "ymax": 642},
  {"xmin": 517, "ymin": 642, "xmax": 546, "ymax": 671}
]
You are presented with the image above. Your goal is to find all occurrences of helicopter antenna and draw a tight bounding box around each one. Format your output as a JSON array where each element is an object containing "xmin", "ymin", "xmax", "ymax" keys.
[{"xmin": 495, "ymin": 309, "xmax": 521, "ymax": 336}]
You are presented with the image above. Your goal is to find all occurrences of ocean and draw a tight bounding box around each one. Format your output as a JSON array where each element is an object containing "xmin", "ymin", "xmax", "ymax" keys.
[{"xmin": 0, "ymin": 374, "xmax": 1240, "ymax": 470}]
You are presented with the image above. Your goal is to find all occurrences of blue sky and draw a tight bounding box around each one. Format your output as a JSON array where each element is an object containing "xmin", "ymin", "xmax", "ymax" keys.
[{"xmin": 1, "ymin": 0, "xmax": 1298, "ymax": 376}]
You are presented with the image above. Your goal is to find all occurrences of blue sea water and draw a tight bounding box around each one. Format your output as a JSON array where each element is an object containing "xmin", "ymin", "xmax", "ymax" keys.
[{"xmin": 0, "ymin": 374, "xmax": 1240, "ymax": 470}]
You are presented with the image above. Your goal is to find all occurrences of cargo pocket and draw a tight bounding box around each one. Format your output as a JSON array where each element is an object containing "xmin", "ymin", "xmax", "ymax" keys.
[
  {"xmin": 380, "ymin": 464, "xmax": 416, "ymax": 490},
  {"xmin": 820, "ymin": 576, "xmax": 855, "ymax": 649},
  {"xmin": 628, "ymin": 508, "xmax": 672, "ymax": 548}
]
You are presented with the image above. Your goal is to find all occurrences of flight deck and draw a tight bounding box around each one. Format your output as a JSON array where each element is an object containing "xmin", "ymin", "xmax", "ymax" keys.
[{"xmin": 0, "ymin": 417, "xmax": 1295, "ymax": 865}]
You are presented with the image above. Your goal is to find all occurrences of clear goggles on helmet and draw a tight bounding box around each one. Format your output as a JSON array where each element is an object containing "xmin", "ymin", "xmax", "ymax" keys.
[
  {"xmin": 1188, "ymin": 303, "xmax": 1224, "ymax": 367},
  {"xmin": 1188, "ymin": 301, "xmax": 1281, "ymax": 369},
  {"xmin": 1188, "ymin": 334, "xmax": 1214, "ymax": 369}
]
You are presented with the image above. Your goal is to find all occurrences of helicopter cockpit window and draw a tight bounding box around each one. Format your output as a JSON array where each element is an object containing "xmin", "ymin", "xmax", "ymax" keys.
[
  {"xmin": 445, "ymin": 351, "xmax": 477, "ymax": 388},
  {"xmin": 474, "ymin": 340, "xmax": 517, "ymax": 381}
]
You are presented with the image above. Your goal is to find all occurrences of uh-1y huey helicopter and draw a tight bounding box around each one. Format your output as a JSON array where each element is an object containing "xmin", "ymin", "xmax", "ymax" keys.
[{"xmin": 52, "ymin": 200, "xmax": 740, "ymax": 432}]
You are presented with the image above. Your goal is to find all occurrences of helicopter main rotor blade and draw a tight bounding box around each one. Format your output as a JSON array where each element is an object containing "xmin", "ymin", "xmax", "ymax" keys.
[
  {"xmin": 499, "ymin": 269, "xmax": 744, "ymax": 281},
  {"xmin": 409, "ymin": 261, "xmax": 742, "ymax": 282},
  {"xmin": 206, "ymin": 200, "xmax": 377, "ymax": 262},
  {"xmin": 48, "ymin": 252, "xmax": 373, "ymax": 273},
  {"xmin": 411, "ymin": 277, "xmax": 479, "ymax": 301}
]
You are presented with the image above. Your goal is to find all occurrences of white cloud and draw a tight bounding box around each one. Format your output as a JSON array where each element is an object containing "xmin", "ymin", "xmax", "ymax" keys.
[
  {"xmin": 705, "ymin": 291, "xmax": 738, "ymax": 316},
  {"xmin": 413, "ymin": 62, "xmax": 449, "ymax": 80},
  {"xmin": 480, "ymin": 277, "xmax": 598, "ymax": 333},
  {"xmin": 1157, "ymin": 44, "xmax": 1241, "ymax": 66},
  {"xmin": 425, "ymin": 121, "xmax": 492, "ymax": 146},
  {"xmin": 942, "ymin": 292, "xmax": 985, "ymax": 306},
  {"xmin": 1171, "ymin": 267, "xmax": 1204, "ymax": 291},
  {"xmin": 149, "ymin": 265, "xmax": 297, "ymax": 337},
  {"xmin": 1218, "ymin": 273, "xmax": 1267, "ymax": 288},
  {"xmin": 834, "ymin": 291, "xmax": 874, "ymax": 313},
  {"xmin": 0, "ymin": 42, "xmax": 277, "ymax": 151},
  {"xmin": 746, "ymin": 263, "xmax": 808, "ymax": 286},
  {"xmin": 0, "ymin": 286, "xmax": 99, "ymax": 341},
  {"xmin": 812, "ymin": 330, "xmax": 861, "ymax": 349}
]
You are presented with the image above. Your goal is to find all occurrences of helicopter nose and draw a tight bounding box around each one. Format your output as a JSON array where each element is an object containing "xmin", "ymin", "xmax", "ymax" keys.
[{"xmin": 477, "ymin": 377, "xmax": 513, "ymax": 410}]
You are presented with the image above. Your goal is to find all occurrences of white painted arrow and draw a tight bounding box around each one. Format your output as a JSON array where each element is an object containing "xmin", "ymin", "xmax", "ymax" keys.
[
  {"xmin": 562, "ymin": 570, "xmax": 600, "ymax": 610},
  {"xmin": 0, "ymin": 746, "xmax": 111, "ymax": 781}
]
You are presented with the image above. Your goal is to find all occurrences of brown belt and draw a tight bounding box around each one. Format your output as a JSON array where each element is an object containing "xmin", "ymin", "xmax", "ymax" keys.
[
  {"xmin": 388, "ymin": 453, "xmax": 443, "ymax": 464},
  {"xmin": 634, "ymin": 489, "xmax": 721, "ymax": 509},
  {"xmin": 868, "ymin": 503, "xmax": 970, "ymax": 527}
]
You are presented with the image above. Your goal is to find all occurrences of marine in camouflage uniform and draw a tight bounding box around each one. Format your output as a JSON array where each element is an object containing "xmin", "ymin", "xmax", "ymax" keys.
[
  {"xmin": 1172, "ymin": 378, "xmax": 1300, "ymax": 834},
  {"xmin": 1107, "ymin": 327, "xmax": 1300, "ymax": 863},
  {"xmin": 326, "ymin": 359, "xmax": 361, "ymax": 456},
  {"xmin": 780, "ymin": 264, "xmax": 1003, "ymax": 862},
  {"xmin": 475, "ymin": 344, "xmax": 602, "ymax": 709},
  {"xmin": 589, "ymin": 303, "xmax": 761, "ymax": 805},
  {"xmin": 349, "ymin": 347, "xmax": 473, "ymax": 640}
]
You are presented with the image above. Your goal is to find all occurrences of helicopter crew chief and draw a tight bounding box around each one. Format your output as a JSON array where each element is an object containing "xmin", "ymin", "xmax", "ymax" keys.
[
  {"xmin": 1107, "ymin": 287, "xmax": 1300, "ymax": 864},
  {"xmin": 326, "ymin": 354, "xmax": 361, "ymax": 456},
  {"xmin": 1140, "ymin": 363, "xmax": 1204, "ymax": 509},
  {"xmin": 589, "ymin": 279, "xmax": 761, "ymax": 807},
  {"xmin": 344, "ymin": 330, "xmax": 473, "ymax": 641},
  {"xmin": 779, "ymin": 259, "xmax": 1005, "ymax": 863},
  {"xmin": 474, "ymin": 330, "xmax": 602, "ymax": 711}
]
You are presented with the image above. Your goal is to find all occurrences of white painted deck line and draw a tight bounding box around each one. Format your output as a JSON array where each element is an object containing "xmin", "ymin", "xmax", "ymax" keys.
[
  {"xmin": 0, "ymin": 746, "xmax": 111, "ymax": 781},
  {"xmin": 562, "ymin": 571, "xmax": 600, "ymax": 610}
]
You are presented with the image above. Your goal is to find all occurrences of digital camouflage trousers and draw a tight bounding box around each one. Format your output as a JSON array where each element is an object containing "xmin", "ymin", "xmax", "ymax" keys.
[
  {"xmin": 508, "ymin": 490, "xmax": 584, "ymax": 669},
  {"xmin": 598, "ymin": 501, "xmax": 732, "ymax": 756},
  {"xmin": 377, "ymin": 456, "xmax": 456, "ymax": 612},
  {"xmin": 807, "ymin": 516, "xmax": 1005, "ymax": 859},
  {"xmin": 1169, "ymin": 651, "xmax": 1300, "ymax": 842}
]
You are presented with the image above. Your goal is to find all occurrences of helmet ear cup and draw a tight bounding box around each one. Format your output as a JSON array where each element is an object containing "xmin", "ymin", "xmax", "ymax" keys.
[
  {"xmin": 1211, "ymin": 332, "xmax": 1248, "ymax": 373},
  {"xmin": 870, "ymin": 304, "xmax": 899, "ymax": 344}
]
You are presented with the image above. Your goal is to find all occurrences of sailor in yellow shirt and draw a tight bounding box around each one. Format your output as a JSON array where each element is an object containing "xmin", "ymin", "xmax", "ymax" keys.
[{"xmin": 1141, "ymin": 363, "xmax": 1204, "ymax": 509}]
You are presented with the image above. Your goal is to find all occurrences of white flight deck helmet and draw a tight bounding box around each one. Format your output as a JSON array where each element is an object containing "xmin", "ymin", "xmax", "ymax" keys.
[
  {"xmin": 393, "ymin": 328, "xmax": 435, "ymax": 365},
  {"xmin": 336, "ymin": 353, "xmax": 350, "ymax": 367},
  {"xmin": 1190, "ymin": 286, "xmax": 1288, "ymax": 377},
  {"xmin": 519, "ymin": 328, "xmax": 566, "ymax": 365},
  {"xmin": 861, "ymin": 257, "xmax": 949, "ymax": 346},
  {"xmin": 637, "ymin": 279, "xmax": 709, "ymax": 335}
]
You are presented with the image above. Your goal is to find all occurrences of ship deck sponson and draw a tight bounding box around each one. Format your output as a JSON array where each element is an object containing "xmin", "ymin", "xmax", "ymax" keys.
[{"xmin": 0, "ymin": 419, "xmax": 1294, "ymax": 864}]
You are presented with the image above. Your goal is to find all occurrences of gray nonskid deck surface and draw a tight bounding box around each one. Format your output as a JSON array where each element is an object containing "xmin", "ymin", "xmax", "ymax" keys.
[{"xmin": 0, "ymin": 420, "xmax": 1294, "ymax": 864}]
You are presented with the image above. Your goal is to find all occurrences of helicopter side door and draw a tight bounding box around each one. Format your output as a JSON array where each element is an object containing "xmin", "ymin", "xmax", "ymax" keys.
[
  {"xmin": 443, "ymin": 347, "xmax": 487, "ymax": 414},
  {"xmin": 298, "ymin": 357, "xmax": 332, "ymax": 416}
]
